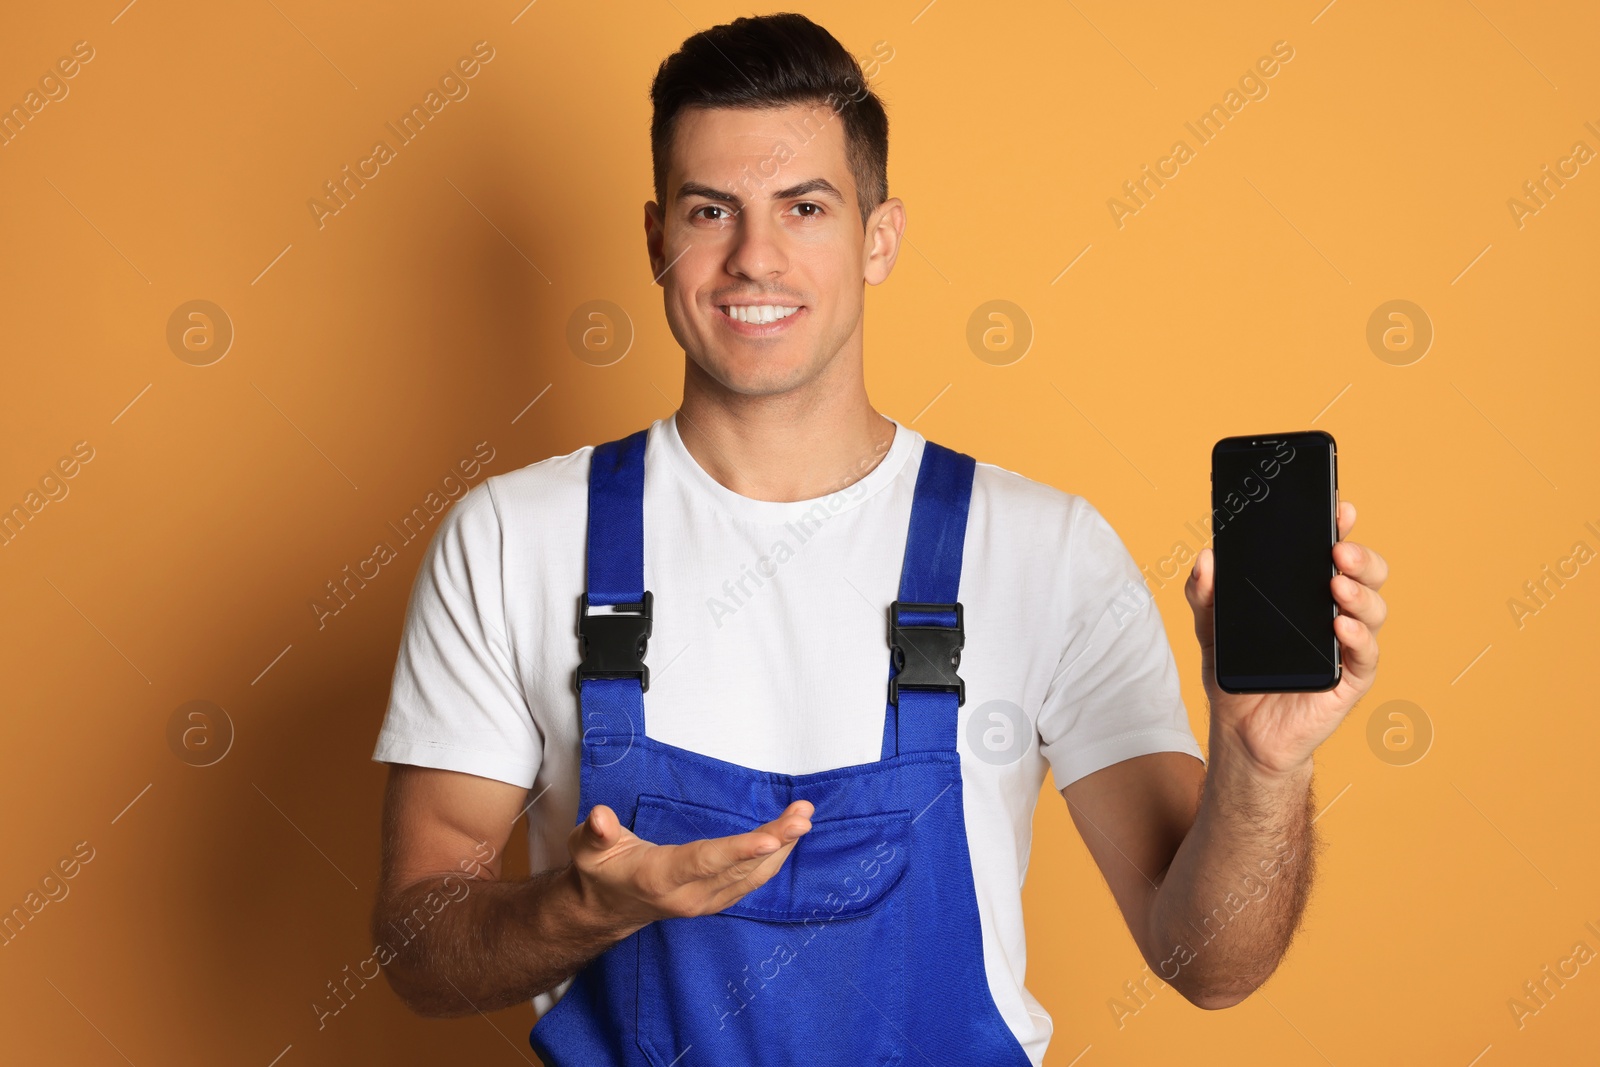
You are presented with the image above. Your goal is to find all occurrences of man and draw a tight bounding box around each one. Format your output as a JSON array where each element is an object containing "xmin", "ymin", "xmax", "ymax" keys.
[{"xmin": 370, "ymin": 12, "xmax": 1389, "ymax": 1065}]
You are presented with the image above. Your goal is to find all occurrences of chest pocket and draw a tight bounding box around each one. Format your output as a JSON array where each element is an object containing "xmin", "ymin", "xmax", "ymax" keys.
[{"xmin": 628, "ymin": 793, "xmax": 913, "ymax": 1067}]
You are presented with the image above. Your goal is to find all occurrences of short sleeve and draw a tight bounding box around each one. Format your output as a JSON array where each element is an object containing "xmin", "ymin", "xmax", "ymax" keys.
[
  {"xmin": 1036, "ymin": 498, "xmax": 1205, "ymax": 788},
  {"xmin": 371, "ymin": 478, "xmax": 541, "ymax": 789}
]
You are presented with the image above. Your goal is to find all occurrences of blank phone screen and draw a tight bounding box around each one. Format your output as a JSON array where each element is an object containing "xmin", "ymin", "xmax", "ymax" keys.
[{"xmin": 1212, "ymin": 437, "xmax": 1339, "ymax": 690}]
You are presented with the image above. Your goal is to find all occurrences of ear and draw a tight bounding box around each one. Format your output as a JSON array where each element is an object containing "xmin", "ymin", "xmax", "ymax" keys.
[
  {"xmin": 644, "ymin": 200, "xmax": 667, "ymax": 286},
  {"xmin": 863, "ymin": 197, "xmax": 905, "ymax": 286}
]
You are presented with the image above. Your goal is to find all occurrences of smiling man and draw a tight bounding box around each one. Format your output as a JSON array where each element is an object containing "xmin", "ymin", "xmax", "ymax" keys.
[{"xmin": 369, "ymin": 13, "xmax": 1389, "ymax": 1066}]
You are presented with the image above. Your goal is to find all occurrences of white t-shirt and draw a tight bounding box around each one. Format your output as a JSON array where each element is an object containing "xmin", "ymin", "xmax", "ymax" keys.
[{"xmin": 372, "ymin": 411, "xmax": 1204, "ymax": 1065}]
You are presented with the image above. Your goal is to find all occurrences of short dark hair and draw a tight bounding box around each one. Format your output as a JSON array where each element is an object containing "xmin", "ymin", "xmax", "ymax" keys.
[{"xmin": 649, "ymin": 12, "xmax": 889, "ymax": 230}]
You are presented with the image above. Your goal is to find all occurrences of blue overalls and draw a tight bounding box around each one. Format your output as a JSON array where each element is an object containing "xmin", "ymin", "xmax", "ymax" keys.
[{"xmin": 529, "ymin": 427, "xmax": 1033, "ymax": 1066}]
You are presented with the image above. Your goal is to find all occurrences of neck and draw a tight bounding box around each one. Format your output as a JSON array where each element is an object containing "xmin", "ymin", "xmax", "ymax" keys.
[{"xmin": 674, "ymin": 352, "xmax": 896, "ymax": 504}]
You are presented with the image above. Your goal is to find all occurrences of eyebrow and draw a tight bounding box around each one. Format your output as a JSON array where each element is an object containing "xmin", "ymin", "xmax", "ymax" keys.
[{"xmin": 675, "ymin": 177, "xmax": 848, "ymax": 209}]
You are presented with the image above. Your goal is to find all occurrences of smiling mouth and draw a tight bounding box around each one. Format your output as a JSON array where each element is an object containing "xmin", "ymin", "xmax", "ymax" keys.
[{"xmin": 718, "ymin": 303, "xmax": 803, "ymax": 325}]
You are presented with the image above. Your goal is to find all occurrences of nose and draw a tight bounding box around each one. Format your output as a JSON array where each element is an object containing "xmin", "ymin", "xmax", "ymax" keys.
[{"xmin": 723, "ymin": 206, "xmax": 788, "ymax": 281}]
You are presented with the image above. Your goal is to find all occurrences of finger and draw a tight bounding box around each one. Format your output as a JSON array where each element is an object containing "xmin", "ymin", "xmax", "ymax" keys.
[
  {"xmin": 682, "ymin": 835, "xmax": 774, "ymax": 884},
  {"xmin": 731, "ymin": 803, "xmax": 814, "ymax": 891},
  {"xmin": 739, "ymin": 800, "xmax": 815, "ymax": 863},
  {"xmin": 1337, "ymin": 500, "xmax": 1356, "ymax": 541},
  {"xmin": 568, "ymin": 803, "xmax": 628, "ymax": 862},
  {"xmin": 1334, "ymin": 612, "xmax": 1379, "ymax": 690},
  {"xmin": 755, "ymin": 799, "xmax": 814, "ymax": 847},
  {"xmin": 1186, "ymin": 548, "xmax": 1215, "ymax": 648},
  {"xmin": 1332, "ymin": 572, "xmax": 1388, "ymax": 632},
  {"xmin": 1185, "ymin": 548, "xmax": 1213, "ymax": 605},
  {"xmin": 1334, "ymin": 539, "xmax": 1390, "ymax": 590},
  {"xmin": 688, "ymin": 801, "xmax": 814, "ymax": 881},
  {"xmin": 684, "ymin": 837, "xmax": 791, "ymax": 906},
  {"xmin": 586, "ymin": 804, "xmax": 622, "ymax": 848}
]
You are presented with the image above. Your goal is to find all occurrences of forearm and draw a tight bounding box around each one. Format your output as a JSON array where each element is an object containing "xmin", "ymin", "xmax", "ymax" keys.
[
  {"xmin": 376, "ymin": 864, "xmax": 647, "ymax": 1017},
  {"xmin": 1146, "ymin": 727, "xmax": 1318, "ymax": 1008}
]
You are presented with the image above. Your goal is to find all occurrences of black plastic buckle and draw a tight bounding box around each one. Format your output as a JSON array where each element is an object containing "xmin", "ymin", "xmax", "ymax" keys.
[
  {"xmin": 888, "ymin": 600, "xmax": 965, "ymax": 706},
  {"xmin": 575, "ymin": 590, "xmax": 653, "ymax": 693}
]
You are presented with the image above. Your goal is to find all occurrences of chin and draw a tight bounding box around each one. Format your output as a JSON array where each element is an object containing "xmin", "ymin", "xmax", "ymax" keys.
[{"xmin": 702, "ymin": 349, "xmax": 816, "ymax": 396}]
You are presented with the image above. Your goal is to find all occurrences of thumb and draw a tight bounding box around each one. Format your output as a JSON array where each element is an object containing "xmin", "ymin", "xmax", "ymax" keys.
[
  {"xmin": 571, "ymin": 803, "xmax": 625, "ymax": 856},
  {"xmin": 1185, "ymin": 548, "xmax": 1215, "ymax": 651}
]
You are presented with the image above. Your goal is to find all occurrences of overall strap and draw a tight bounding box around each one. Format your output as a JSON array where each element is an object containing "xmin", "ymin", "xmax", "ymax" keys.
[
  {"xmin": 881, "ymin": 440, "xmax": 977, "ymax": 758},
  {"xmin": 575, "ymin": 429, "xmax": 651, "ymax": 745}
]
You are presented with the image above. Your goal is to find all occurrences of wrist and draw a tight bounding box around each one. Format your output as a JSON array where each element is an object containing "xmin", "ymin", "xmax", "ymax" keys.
[
  {"xmin": 560, "ymin": 861, "xmax": 652, "ymax": 939},
  {"xmin": 1207, "ymin": 723, "xmax": 1314, "ymax": 792}
]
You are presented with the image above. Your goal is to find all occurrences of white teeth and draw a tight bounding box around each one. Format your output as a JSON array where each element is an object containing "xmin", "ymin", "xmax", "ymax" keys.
[{"xmin": 721, "ymin": 304, "xmax": 800, "ymax": 324}]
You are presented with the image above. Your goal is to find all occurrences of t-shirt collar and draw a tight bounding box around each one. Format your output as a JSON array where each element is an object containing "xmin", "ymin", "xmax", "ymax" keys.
[{"xmin": 656, "ymin": 410, "xmax": 920, "ymax": 526}]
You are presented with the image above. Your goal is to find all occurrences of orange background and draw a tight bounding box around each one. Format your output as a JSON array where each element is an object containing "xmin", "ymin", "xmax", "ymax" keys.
[{"xmin": 2, "ymin": 1, "xmax": 1597, "ymax": 1064}]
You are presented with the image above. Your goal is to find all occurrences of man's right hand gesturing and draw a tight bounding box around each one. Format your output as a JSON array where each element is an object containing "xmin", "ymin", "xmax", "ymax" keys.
[
  {"xmin": 564, "ymin": 799, "xmax": 815, "ymax": 934},
  {"xmin": 373, "ymin": 765, "xmax": 815, "ymax": 1017}
]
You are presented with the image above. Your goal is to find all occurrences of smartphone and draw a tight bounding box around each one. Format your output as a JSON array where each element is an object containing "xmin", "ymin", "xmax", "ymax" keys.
[{"xmin": 1210, "ymin": 431, "xmax": 1340, "ymax": 693}]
